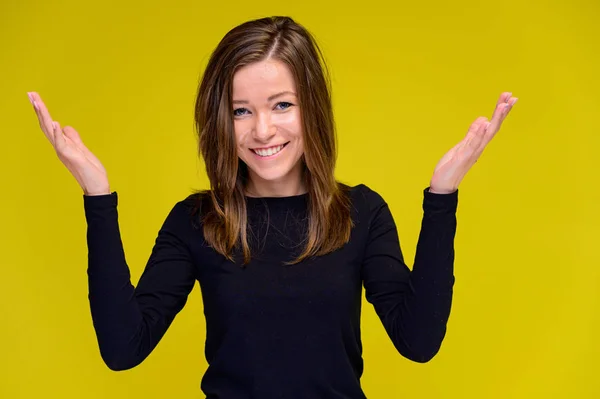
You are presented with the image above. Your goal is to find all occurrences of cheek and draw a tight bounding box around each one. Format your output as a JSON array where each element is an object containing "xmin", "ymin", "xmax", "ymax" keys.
[
  {"xmin": 277, "ymin": 111, "xmax": 303, "ymax": 140},
  {"xmin": 234, "ymin": 121, "xmax": 251, "ymax": 149}
]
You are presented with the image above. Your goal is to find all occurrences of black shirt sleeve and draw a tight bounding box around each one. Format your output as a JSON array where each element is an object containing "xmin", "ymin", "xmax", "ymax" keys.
[
  {"xmin": 361, "ymin": 187, "xmax": 457, "ymax": 363},
  {"xmin": 83, "ymin": 192, "xmax": 196, "ymax": 371}
]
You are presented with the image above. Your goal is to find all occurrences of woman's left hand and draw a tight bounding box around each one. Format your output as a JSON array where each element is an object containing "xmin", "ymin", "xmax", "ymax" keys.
[{"xmin": 429, "ymin": 92, "xmax": 518, "ymax": 194}]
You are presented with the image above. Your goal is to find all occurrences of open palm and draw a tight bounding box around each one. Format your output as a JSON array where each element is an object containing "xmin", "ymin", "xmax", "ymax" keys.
[
  {"xmin": 28, "ymin": 92, "xmax": 110, "ymax": 196},
  {"xmin": 429, "ymin": 92, "xmax": 518, "ymax": 194}
]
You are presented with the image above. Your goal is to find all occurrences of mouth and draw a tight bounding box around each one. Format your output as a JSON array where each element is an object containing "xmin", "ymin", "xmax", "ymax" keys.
[{"xmin": 251, "ymin": 142, "xmax": 290, "ymax": 158}]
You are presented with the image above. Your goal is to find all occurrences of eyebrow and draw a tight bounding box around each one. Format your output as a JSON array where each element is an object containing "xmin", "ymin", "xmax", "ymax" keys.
[{"xmin": 232, "ymin": 91, "xmax": 296, "ymax": 105}]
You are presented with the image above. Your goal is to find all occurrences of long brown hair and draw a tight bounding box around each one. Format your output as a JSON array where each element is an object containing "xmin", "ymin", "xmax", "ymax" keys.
[{"xmin": 193, "ymin": 16, "xmax": 352, "ymax": 265}]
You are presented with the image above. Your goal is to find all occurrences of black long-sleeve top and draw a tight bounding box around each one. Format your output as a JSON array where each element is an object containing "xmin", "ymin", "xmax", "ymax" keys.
[{"xmin": 83, "ymin": 184, "xmax": 458, "ymax": 398}]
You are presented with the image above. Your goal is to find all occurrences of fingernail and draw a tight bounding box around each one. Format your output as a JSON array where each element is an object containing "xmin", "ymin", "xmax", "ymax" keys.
[
  {"xmin": 52, "ymin": 121, "xmax": 58, "ymax": 130},
  {"xmin": 32, "ymin": 101, "xmax": 39, "ymax": 111},
  {"xmin": 513, "ymin": 98, "xmax": 518, "ymax": 104},
  {"xmin": 27, "ymin": 92, "xmax": 33, "ymax": 104}
]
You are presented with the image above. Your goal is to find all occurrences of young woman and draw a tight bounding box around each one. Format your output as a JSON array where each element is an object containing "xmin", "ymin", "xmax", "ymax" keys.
[{"xmin": 28, "ymin": 15, "xmax": 517, "ymax": 399}]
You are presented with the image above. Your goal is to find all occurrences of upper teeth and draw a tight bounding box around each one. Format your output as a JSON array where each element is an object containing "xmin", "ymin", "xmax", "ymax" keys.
[{"xmin": 254, "ymin": 144, "xmax": 284, "ymax": 157}]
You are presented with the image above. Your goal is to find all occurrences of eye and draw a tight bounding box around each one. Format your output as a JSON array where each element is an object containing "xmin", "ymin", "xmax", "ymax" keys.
[
  {"xmin": 233, "ymin": 108, "xmax": 250, "ymax": 117},
  {"xmin": 275, "ymin": 102, "xmax": 294, "ymax": 111}
]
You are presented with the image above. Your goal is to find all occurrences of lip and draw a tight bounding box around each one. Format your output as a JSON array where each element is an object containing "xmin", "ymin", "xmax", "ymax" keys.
[
  {"xmin": 251, "ymin": 142, "xmax": 289, "ymax": 151},
  {"xmin": 251, "ymin": 142, "xmax": 289, "ymax": 159}
]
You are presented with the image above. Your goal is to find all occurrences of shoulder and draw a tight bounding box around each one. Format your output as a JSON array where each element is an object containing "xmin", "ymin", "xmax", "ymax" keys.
[
  {"xmin": 344, "ymin": 183, "xmax": 388, "ymax": 211},
  {"xmin": 341, "ymin": 183, "xmax": 391, "ymax": 227},
  {"xmin": 338, "ymin": 184, "xmax": 397, "ymax": 246},
  {"xmin": 164, "ymin": 190, "xmax": 211, "ymax": 231}
]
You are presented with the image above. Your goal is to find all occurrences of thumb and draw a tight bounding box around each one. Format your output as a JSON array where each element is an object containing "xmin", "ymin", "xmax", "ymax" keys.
[
  {"xmin": 61, "ymin": 125, "xmax": 105, "ymax": 172},
  {"xmin": 62, "ymin": 125, "xmax": 83, "ymax": 146},
  {"xmin": 52, "ymin": 121, "xmax": 65, "ymax": 150}
]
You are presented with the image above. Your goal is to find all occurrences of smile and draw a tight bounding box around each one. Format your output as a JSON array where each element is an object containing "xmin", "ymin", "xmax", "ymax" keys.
[{"xmin": 251, "ymin": 142, "xmax": 289, "ymax": 158}]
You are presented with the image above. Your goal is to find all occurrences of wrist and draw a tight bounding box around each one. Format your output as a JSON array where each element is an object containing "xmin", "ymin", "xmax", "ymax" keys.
[
  {"xmin": 428, "ymin": 186, "xmax": 455, "ymax": 195},
  {"xmin": 84, "ymin": 187, "xmax": 111, "ymax": 196}
]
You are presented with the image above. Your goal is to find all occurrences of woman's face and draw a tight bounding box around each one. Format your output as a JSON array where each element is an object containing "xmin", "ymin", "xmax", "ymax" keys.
[{"xmin": 232, "ymin": 58, "xmax": 305, "ymax": 196}]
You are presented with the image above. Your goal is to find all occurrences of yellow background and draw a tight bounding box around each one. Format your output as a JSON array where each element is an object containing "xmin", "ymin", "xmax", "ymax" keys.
[{"xmin": 1, "ymin": 0, "xmax": 599, "ymax": 397}]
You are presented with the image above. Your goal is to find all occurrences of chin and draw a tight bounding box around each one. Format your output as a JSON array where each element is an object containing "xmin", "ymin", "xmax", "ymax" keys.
[
  {"xmin": 251, "ymin": 168, "xmax": 293, "ymax": 183},
  {"xmin": 247, "ymin": 159, "xmax": 298, "ymax": 181},
  {"xmin": 242, "ymin": 155, "xmax": 304, "ymax": 189}
]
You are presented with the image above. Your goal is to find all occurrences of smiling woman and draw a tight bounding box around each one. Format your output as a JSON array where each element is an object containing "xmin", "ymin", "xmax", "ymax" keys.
[
  {"xmin": 232, "ymin": 63, "xmax": 304, "ymax": 196},
  {"xmin": 194, "ymin": 16, "xmax": 353, "ymax": 266},
  {"xmin": 28, "ymin": 14, "xmax": 516, "ymax": 399}
]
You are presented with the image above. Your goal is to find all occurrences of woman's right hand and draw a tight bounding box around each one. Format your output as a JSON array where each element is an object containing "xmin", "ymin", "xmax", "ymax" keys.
[{"xmin": 28, "ymin": 92, "xmax": 111, "ymax": 196}]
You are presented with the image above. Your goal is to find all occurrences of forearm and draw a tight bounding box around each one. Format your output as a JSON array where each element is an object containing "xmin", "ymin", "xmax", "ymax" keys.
[
  {"xmin": 402, "ymin": 204, "xmax": 456, "ymax": 360},
  {"xmin": 84, "ymin": 192, "xmax": 146, "ymax": 370}
]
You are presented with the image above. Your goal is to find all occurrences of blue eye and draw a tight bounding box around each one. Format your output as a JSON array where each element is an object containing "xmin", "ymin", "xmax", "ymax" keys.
[
  {"xmin": 233, "ymin": 108, "xmax": 249, "ymax": 117},
  {"xmin": 275, "ymin": 102, "xmax": 293, "ymax": 110}
]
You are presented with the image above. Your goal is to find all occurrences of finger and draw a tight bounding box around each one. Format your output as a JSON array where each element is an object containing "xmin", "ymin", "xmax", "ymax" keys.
[
  {"xmin": 62, "ymin": 125, "xmax": 84, "ymax": 146},
  {"xmin": 62, "ymin": 125, "xmax": 104, "ymax": 170},
  {"xmin": 496, "ymin": 92, "xmax": 512, "ymax": 107},
  {"xmin": 28, "ymin": 92, "xmax": 52, "ymax": 144},
  {"xmin": 466, "ymin": 117, "xmax": 489, "ymax": 157},
  {"xmin": 29, "ymin": 92, "xmax": 54, "ymax": 131},
  {"xmin": 485, "ymin": 93, "xmax": 517, "ymax": 138},
  {"xmin": 453, "ymin": 116, "xmax": 486, "ymax": 160},
  {"xmin": 465, "ymin": 116, "xmax": 489, "ymax": 139},
  {"xmin": 490, "ymin": 92, "xmax": 512, "ymax": 123},
  {"xmin": 497, "ymin": 95, "xmax": 518, "ymax": 125},
  {"xmin": 29, "ymin": 92, "xmax": 56, "ymax": 142},
  {"xmin": 503, "ymin": 96, "xmax": 518, "ymax": 115},
  {"xmin": 471, "ymin": 119, "xmax": 492, "ymax": 157},
  {"xmin": 488, "ymin": 95, "xmax": 511, "ymax": 132},
  {"xmin": 52, "ymin": 120, "xmax": 66, "ymax": 151}
]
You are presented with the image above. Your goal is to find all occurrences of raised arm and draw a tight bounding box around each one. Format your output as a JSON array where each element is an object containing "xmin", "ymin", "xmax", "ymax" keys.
[
  {"xmin": 84, "ymin": 194, "xmax": 196, "ymax": 370},
  {"xmin": 362, "ymin": 91, "xmax": 517, "ymax": 362},
  {"xmin": 361, "ymin": 187, "xmax": 457, "ymax": 362},
  {"xmin": 28, "ymin": 91, "xmax": 196, "ymax": 370}
]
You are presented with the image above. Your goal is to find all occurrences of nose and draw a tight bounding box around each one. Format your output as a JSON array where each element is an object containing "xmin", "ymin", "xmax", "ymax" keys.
[{"xmin": 252, "ymin": 112, "xmax": 276, "ymax": 142}]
